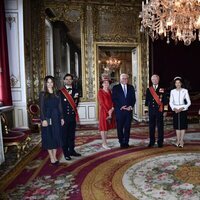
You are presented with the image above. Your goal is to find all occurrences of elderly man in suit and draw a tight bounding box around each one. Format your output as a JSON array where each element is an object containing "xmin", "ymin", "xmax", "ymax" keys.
[
  {"xmin": 60, "ymin": 73, "xmax": 81, "ymax": 160},
  {"xmin": 112, "ymin": 73, "xmax": 136, "ymax": 148}
]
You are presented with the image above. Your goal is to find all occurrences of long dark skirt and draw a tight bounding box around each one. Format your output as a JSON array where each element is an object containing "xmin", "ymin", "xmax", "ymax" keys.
[{"xmin": 173, "ymin": 110, "xmax": 188, "ymax": 130}]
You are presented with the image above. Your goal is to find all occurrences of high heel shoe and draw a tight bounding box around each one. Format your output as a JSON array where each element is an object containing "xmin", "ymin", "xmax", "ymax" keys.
[
  {"xmin": 179, "ymin": 142, "xmax": 184, "ymax": 148},
  {"xmin": 173, "ymin": 142, "xmax": 179, "ymax": 147},
  {"xmin": 102, "ymin": 144, "xmax": 111, "ymax": 150}
]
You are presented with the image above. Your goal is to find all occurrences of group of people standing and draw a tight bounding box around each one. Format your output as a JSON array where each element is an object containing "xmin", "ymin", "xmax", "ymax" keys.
[
  {"xmin": 40, "ymin": 72, "xmax": 191, "ymax": 164},
  {"xmin": 39, "ymin": 74, "xmax": 81, "ymax": 165},
  {"xmin": 98, "ymin": 73, "xmax": 191, "ymax": 150},
  {"xmin": 98, "ymin": 73, "xmax": 136, "ymax": 149},
  {"xmin": 144, "ymin": 75, "xmax": 191, "ymax": 148}
]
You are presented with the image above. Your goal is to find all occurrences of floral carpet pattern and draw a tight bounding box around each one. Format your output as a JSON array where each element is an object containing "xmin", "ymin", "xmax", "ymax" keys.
[
  {"xmin": 123, "ymin": 153, "xmax": 200, "ymax": 200},
  {"xmin": 0, "ymin": 124, "xmax": 200, "ymax": 200},
  {"xmin": 4, "ymin": 174, "xmax": 78, "ymax": 200}
]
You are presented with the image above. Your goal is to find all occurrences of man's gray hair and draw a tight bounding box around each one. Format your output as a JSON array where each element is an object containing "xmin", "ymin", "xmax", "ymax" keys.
[{"xmin": 120, "ymin": 73, "xmax": 129, "ymax": 80}]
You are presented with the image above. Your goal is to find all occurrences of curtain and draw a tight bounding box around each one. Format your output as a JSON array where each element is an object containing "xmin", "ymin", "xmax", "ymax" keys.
[{"xmin": 0, "ymin": 0, "xmax": 12, "ymax": 105}]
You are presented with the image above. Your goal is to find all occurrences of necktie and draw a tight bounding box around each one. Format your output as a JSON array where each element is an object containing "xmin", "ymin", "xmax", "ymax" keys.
[
  {"xmin": 123, "ymin": 85, "xmax": 127, "ymax": 97},
  {"xmin": 154, "ymin": 85, "xmax": 157, "ymax": 91}
]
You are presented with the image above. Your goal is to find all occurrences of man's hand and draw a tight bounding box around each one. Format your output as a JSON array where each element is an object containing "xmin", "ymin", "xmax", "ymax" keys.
[
  {"xmin": 125, "ymin": 106, "xmax": 132, "ymax": 111},
  {"xmin": 120, "ymin": 105, "xmax": 127, "ymax": 110},
  {"xmin": 61, "ymin": 119, "xmax": 65, "ymax": 126},
  {"xmin": 120, "ymin": 106, "xmax": 132, "ymax": 111},
  {"xmin": 163, "ymin": 112, "xmax": 167, "ymax": 117}
]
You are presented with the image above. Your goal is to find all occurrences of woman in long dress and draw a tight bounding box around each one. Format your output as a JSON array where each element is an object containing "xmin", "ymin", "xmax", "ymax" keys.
[
  {"xmin": 98, "ymin": 79, "xmax": 115, "ymax": 149},
  {"xmin": 169, "ymin": 76, "xmax": 191, "ymax": 148},
  {"xmin": 39, "ymin": 75, "xmax": 64, "ymax": 164}
]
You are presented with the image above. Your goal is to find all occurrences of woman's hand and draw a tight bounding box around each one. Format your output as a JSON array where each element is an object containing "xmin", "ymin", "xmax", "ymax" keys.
[
  {"xmin": 42, "ymin": 120, "xmax": 48, "ymax": 127},
  {"xmin": 178, "ymin": 107, "xmax": 184, "ymax": 112},
  {"xmin": 108, "ymin": 107, "xmax": 114, "ymax": 116}
]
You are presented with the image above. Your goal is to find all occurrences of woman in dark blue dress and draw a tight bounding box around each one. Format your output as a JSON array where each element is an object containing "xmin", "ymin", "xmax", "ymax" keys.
[{"xmin": 39, "ymin": 76, "xmax": 64, "ymax": 164}]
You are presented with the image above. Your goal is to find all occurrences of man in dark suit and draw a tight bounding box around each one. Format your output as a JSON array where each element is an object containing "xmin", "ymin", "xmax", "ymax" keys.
[
  {"xmin": 145, "ymin": 74, "xmax": 168, "ymax": 148},
  {"xmin": 60, "ymin": 73, "xmax": 81, "ymax": 160},
  {"xmin": 112, "ymin": 73, "xmax": 136, "ymax": 148}
]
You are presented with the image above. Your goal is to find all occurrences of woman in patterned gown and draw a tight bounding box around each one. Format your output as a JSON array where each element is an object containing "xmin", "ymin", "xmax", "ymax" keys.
[
  {"xmin": 98, "ymin": 79, "xmax": 115, "ymax": 149},
  {"xmin": 39, "ymin": 76, "xmax": 64, "ymax": 165}
]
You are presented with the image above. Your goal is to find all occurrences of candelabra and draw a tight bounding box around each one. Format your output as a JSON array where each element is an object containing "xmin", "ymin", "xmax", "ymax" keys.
[{"xmin": 139, "ymin": 0, "xmax": 200, "ymax": 45}]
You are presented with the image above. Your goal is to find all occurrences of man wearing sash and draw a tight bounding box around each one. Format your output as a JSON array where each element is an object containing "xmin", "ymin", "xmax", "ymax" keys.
[
  {"xmin": 144, "ymin": 74, "xmax": 168, "ymax": 148},
  {"xmin": 60, "ymin": 74, "xmax": 81, "ymax": 160}
]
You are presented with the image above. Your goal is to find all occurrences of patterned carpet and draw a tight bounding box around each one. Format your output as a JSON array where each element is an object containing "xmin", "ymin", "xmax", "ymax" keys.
[{"xmin": 0, "ymin": 124, "xmax": 200, "ymax": 200}]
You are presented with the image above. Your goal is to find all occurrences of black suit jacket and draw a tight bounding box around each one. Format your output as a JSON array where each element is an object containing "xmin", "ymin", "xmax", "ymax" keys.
[
  {"xmin": 145, "ymin": 86, "xmax": 168, "ymax": 113},
  {"xmin": 112, "ymin": 84, "xmax": 136, "ymax": 118}
]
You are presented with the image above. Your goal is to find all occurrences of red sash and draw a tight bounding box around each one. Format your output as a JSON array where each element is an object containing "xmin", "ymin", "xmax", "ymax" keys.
[
  {"xmin": 60, "ymin": 87, "xmax": 79, "ymax": 122},
  {"xmin": 149, "ymin": 86, "xmax": 163, "ymax": 112}
]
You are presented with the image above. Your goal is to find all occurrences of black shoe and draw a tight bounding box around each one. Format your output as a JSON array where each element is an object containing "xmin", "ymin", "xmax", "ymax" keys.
[
  {"xmin": 70, "ymin": 152, "xmax": 81, "ymax": 157},
  {"xmin": 65, "ymin": 155, "xmax": 72, "ymax": 160},
  {"xmin": 124, "ymin": 144, "xmax": 130, "ymax": 148},
  {"xmin": 55, "ymin": 160, "xmax": 59, "ymax": 165},
  {"xmin": 120, "ymin": 144, "xmax": 125, "ymax": 149},
  {"xmin": 158, "ymin": 144, "xmax": 163, "ymax": 148},
  {"xmin": 51, "ymin": 161, "xmax": 59, "ymax": 165},
  {"xmin": 148, "ymin": 143, "xmax": 155, "ymax": 147}
]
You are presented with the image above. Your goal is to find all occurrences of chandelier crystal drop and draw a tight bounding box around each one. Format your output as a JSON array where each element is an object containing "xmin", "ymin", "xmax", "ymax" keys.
[{"xmin": 139, "ymin": 0, "xmax": 200, "ymax": 45}]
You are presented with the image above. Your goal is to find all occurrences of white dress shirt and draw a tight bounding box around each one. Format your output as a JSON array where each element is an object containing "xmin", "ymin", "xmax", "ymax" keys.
[
  {"xmin": 121, "ymin": 84, "xmax": 127, "ymax": 96},
  {"xmin": 169, "ymin": 88, "xmax": 191, "ymax": 111}
]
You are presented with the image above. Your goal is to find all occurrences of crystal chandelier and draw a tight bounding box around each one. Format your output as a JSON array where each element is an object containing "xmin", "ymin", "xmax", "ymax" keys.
[
  {"xmin": 105, "ymin": 57, "xmax": 121, "ymax": 71},
  {"xmin": 99, "ymin": 57, "xmax": 121, "ymax": 74},
  {"xmin": 139, "ymin": 0, "xmax": 200, "ymax": 45}
]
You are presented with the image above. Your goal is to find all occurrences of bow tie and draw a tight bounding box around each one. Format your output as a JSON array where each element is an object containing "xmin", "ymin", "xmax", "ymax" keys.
[{"xmin": 67, "ymin": 88, "xmax": 72, "ymax": 91}]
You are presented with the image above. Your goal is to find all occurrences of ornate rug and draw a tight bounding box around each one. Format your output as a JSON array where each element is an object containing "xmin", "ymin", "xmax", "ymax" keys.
[{"xmin": 0, "ymin": 127, "xmax": 200, "ymax": 200}]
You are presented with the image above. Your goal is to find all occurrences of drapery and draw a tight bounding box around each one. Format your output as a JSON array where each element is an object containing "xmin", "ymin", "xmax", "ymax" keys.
[{"xmin": 0, "ymin": 0, "xmax": 12, "ymax": 105}]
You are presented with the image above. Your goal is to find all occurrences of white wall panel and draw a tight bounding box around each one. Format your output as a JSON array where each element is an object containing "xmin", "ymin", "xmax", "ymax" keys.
[
  {"xmin": 78, "ymin": 102, "xmax": 97, "ymax": 124},
  {"xmin": 5, "ymin": 0, "xmax": 28, "ymax": 127},
  {"xmin": 6, "ymin": 13, "xmax": 21, "ymax": 88},
  {"xmin": 78, "ymin": 106, "xmax": 87, "ymax": 119},
  {"xmin": 11, "ymin": 90, "xmax": 22, "ymax": 101},
  {"xmin": 88, "ymin": 106, "xmax": 95, "ymax": 119},
  {"xmin": 4, "ymin": 0, "xmax": 18, "ymax": 10}
]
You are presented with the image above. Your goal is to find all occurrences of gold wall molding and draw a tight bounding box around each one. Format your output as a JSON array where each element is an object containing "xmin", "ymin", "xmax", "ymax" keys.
[
  {"xmin": 30, "ymin": 0, "xmax": 46, "ymax": 101},
  {"xmin": 27, "ymin": 0, "xmax": 149, "ymax": 118},
  {"xmin": 43, "ymin": 1, "xmax": 90, "ymax": 101},
  {"xmin": 93, "ymin": 5, "xmax": 141, "ymax": 43},
  {"xmin": 44, "ymin": 2, "xmax": 83, "ymax": 23},
  {"xmin": 84, "ymin": 5, "xmax": 96, "ymax": 101}
]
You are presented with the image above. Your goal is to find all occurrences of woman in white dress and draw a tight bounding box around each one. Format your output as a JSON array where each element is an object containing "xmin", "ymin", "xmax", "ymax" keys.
[{"xmin": 169, "ymin": 77, "xmax": 191, "ymax": 148}]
